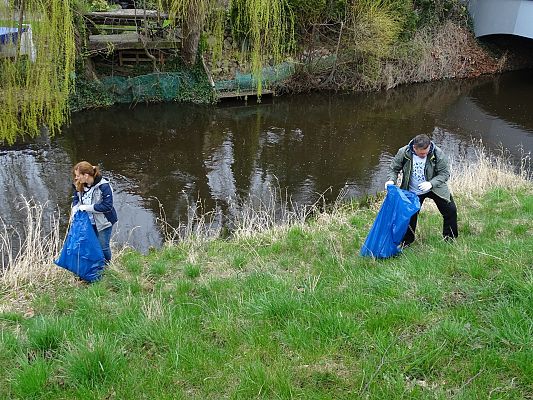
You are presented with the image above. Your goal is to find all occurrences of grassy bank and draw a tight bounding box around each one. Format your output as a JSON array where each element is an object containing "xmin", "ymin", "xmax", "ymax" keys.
[{"xmin": 1, "ymin": 148, "xmax": 532, "ymax": 399}]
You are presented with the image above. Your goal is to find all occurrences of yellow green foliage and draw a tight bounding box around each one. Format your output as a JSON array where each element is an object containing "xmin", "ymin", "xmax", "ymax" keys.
[
  {"xmin": 165, "ymin": 0, "xmax": 227, "ymax": 62},
  {"xmin": 348, "ymin": 0, "xmax": 411, "ymax": 58},
  {"xmin": 166, "ymin": 0, "xmax": 294, "ymax": 95},
  {"xmin": 230, "ymin": 0, "xmax": 294, "ymax": 94},
  {"xmin": 0, "ymin": 0, "xmax": 75, "ymax": 145}
]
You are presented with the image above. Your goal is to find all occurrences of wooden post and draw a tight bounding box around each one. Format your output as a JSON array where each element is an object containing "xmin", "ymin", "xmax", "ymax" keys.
[{"xmin": 15, "ymin": 0, "xmax": 25, "ymax": 62}]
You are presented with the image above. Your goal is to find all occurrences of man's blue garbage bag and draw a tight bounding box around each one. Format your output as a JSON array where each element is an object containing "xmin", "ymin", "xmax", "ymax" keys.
[
  {"xmin": 55, "ymin": 211, "xmax": 105, "ymax": 282},
  {"xmin": 360, "ymin": 185, "xmax": 421, "ymax": 259}
]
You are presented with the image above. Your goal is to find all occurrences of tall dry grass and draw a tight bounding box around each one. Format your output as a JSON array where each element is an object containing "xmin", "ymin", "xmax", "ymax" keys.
[
  {"xmin": 449, "ymin": 141, "xmax": 532, "ymax": 199},
  {"xmin": 289, "ymin": 20, "xmax": 477, "ymax": 92},
  {"xmin": 1, "ymin": 142, "xmax": 530, "ymax": 290},
  {"xmin": 228, "ymin": 185, "xmax": 320, "ymax": 240},
  {"xmin": 0, "ymin": 198, "xmax": 65, "ymax": 290},
  {"xmin": 156, "ymin": 186, "xmax": 319, "ymax": 264},
  {"xmin": 157, "ymin": 198, "xmax": 222, "ymax": 245},
  {"xmin": 157, "ymin": 184, "xmax": 320, "ymax": 245}
]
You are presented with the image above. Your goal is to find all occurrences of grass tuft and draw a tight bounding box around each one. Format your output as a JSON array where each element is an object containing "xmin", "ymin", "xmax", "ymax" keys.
[{"xmin": 61, "ymin": 335, "xmax": 125, "ymax": 390}]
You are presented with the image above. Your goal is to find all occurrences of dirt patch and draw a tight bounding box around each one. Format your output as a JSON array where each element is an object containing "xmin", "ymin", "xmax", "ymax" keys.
[{"xmin": 459, "ymin": 34, "xmax": 533, "ymax": 78}]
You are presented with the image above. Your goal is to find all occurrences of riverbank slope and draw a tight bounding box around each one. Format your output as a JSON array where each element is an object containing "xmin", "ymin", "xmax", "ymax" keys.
[
  {"xmin": 1, "ymin": 148, "xmax": 532, "ymax": 398},
  {"xmin": 72, "ymin": 1, "xmax": 533, "ymax": 108}
]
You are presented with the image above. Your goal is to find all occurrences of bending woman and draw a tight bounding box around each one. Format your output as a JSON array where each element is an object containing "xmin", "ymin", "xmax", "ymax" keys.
[{"xmin": 72, "ymin": 161, "xmax": 118, "ymax": 264}]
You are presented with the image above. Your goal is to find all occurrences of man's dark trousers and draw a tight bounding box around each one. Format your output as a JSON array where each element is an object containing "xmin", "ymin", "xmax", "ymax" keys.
[{"xmin": 402, "ymin": 191, "xmax": 458, "ymax": 246}]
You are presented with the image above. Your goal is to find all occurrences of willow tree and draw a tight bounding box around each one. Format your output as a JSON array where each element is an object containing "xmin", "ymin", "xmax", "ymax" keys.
[
  {"xmin": 165, "ymin": 0, "xmax": 294, "ymax": 93},
  {"xmin": 0, "ymin": 0, "xmax": 75, "ymax": 144},
  {"xmin": 165, "ymin": 0, "xmax": 226, "ymax": 67},
  {"xmin": 230, "ymin": 0, "xmax": 294, "ymax": 94}
]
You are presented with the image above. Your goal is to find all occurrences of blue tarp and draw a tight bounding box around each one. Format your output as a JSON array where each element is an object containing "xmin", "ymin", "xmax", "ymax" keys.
[
  {"xmin": 0, "ymin": 27, "xmax": 27, "ymax": 45},
  {"xmin": 55, "ymin": 211, "xmax": 105, "ymax": 282},
  {"xmin": 360, "ymin": 185, "xmax": 421, "ymax": 259}
]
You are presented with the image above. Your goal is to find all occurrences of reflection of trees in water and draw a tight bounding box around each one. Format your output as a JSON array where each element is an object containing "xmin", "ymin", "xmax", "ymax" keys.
[
  {"xmin": 436, "ymin": 71, "xmax": 533, "ymax": 157},
  {"xmin": 469, "ymin": 70, "xmax": 533, "ymax": 132},
  {"xmin": 58, "ymin": 78, "xmax": 490, "ymax": 228},
  {"xmin": 62, "ymin": 104, "xmax": 214, "ymax": 223},
  {"xmin": 0, "ymin": 147, "xmax": 72, "ymax": 261},
  {"xmin": 0, "ymin": 148, "xmax": 72, "ymax": 226}
]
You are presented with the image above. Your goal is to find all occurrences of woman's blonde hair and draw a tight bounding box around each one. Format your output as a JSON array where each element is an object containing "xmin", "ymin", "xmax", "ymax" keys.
[{"xmin": 73, "ymin": 161, "xmax": 101, "ymax": 192}]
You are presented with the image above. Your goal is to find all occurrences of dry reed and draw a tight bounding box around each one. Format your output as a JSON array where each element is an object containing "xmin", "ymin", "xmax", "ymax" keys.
[
  {"xmin": 449, "ymin": 141, "xmax": 532, "ymax": 199},
  {"xmin": 229, "ymin": 184, "xmax": 319, "ymax": 240},
  {"xmin": 1, "ymin": 142, "xmax": 530, "ymax": 290},
  {"xmin": 1, "ymin": 198, "xmax": 66, "ymax": 290}
]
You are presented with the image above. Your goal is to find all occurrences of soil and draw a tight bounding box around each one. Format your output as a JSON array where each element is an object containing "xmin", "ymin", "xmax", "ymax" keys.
[{"xmin": 461, "ymin": 33, "xmax": 533, "ymax": 78}]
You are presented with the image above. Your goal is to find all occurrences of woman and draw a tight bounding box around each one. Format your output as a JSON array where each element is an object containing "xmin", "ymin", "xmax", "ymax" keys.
[{"xmin": 72, "ymin": 161, "xmax": 118, "ymax": 264}]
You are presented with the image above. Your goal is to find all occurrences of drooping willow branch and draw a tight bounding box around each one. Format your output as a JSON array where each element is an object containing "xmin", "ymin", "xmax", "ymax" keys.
[
  {"xmin": 0, "ymin": 0, "xmax": 75, "ymax": 144},
  {"xmin": 230, "ymin": 0, "xmax": 295, "ymax": 94},
  {"xmin": 165, "ymin": 0, "xmax": 294, "ymax": 94}
]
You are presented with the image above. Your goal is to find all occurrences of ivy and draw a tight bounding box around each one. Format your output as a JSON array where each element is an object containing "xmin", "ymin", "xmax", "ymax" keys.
[{"xmin": 68, "ymin": 78, "xmax": 114, "ymax": 112}]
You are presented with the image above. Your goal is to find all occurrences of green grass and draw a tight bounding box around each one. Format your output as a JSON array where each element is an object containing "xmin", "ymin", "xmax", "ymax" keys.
[{"xmin": 1, "ymin": 186, "xmax": 532, "ymax": 399}]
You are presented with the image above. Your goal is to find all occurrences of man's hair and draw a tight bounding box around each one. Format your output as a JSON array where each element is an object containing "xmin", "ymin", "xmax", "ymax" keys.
[{"xmin": 412, "ymin": 134, "xmax": 431, "ymax": 149}]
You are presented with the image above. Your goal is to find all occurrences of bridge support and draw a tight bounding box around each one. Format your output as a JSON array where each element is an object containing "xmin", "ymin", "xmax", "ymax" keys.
[{"xmin": 469, "ymin": 0, "xmax": 533, "ymax": 39}]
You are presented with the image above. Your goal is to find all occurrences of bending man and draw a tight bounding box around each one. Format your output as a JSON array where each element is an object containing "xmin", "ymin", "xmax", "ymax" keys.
[{"xmin": 385, "ymin": 134, "xmax": 458, "ymax": 246}]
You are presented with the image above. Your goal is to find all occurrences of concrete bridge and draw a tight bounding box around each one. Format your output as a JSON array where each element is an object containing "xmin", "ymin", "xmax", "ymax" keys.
[{"xmin": 468, "ymin": 0, "xmax": 533, "ymax": 39}]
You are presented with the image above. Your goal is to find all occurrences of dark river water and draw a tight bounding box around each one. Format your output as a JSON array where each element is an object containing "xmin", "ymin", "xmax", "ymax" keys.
[{"xmin": 1, "ymin": 70, "xmax": 532, "ymax": 253}]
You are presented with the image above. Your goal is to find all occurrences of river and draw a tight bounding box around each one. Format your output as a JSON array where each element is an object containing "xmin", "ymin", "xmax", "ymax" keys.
[{"xmin": 1, "ymin": 70, "xmax": 532, "ymax": 253}]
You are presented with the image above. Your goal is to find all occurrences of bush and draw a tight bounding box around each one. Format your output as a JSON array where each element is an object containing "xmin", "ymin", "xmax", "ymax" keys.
[
  {"xmin": 288, "ymin": 0, "xmax": 345, "ymax": 30},
  {"xmin": 87, "ymin": 0, "xmax": 110, "ymax": 12},
  {"xmin": 68, "ymin": 78, "xmax": 114, "ymax": 112},
  {"xmin": 413, "ymin": 0, "xmax": 468, "ymax": 27}
]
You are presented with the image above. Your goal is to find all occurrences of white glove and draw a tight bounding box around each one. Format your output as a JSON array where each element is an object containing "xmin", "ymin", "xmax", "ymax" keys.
[
  {"xmin": 418, "ymin": 181, "xmax": 432, "ymax": 192},
  {"xmin": 69, "ymin": 204, "xmax": 79, "ymax": 222},
  {"xmin": 385, "ymin": 180, "xmax": 395, "ymax": 189},
  {"xmin": 78, "ymin": 204, "xmax": 91, "ymax": 212}
]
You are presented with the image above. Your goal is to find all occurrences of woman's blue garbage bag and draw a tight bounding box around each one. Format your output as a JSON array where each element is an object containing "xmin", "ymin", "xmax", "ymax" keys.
[
  {"xmin": 55, "ymin": 211, "xmax": 105, "ymax": 282},
  {"xmin": 360, "ymin": 185, "xmax": 421, "ymax": 259}
]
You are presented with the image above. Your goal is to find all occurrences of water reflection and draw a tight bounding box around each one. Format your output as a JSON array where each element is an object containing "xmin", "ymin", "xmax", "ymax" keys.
[
  {"xmin": 442, "ymin": 70, "xmax": 533, "ymax": 151},
  {"xmin": 1, "ymin": 70, "xmax": 532, "ymax": 253}
]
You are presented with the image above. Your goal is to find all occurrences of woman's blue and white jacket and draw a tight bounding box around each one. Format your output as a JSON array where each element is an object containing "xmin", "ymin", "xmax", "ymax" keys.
[{"xmin": 72, "ymin": 175, "xmax": 118, "ymax": 231}]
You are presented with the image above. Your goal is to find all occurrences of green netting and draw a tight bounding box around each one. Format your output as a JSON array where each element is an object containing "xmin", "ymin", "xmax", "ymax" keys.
[
  {"xmin": 100, "ymin": 72, "xmax": 197, "ymax": 103},
  {"xmin": 214, "ymin": 62, "xmax": 295, "ymax": 92},
  {"xmin": 87, "ymin": 62, "xmax": 294, "ymax": 105}
]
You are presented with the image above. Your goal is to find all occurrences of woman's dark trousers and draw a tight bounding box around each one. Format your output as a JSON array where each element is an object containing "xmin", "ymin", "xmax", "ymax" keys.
[{"xmin": 402, "ymin": 192, "xmax": 458, "ymax": 246}]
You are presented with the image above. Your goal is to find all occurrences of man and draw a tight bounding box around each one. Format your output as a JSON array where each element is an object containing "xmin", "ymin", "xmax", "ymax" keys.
[{"xmin": 385, "ymin": 134, "xmax": 458, "ymax": 246}]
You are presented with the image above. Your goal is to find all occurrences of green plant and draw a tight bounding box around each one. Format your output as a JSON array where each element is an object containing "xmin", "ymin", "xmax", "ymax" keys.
[
  {"xmin": 413, "ymin": 0, "xmax": 468, "ymax": 27},
  {"xmin": 230, "ymin": 0, "xmax": 295, "ymax": 94},
  {"xmin": 0, "ymin": 0, "xmax": 76, "ymax": 144},
  {"xmin": 149, "ymin": 260, "xmax": 168, "ymax": 277},
  {"xmin": 11, "ymin": 357, "xmax": 51, "ymax": 398},
  {"xmin": 184, "ymin": 262, "xmax": 200, "ymax": 278},
  {"xmin": 86, "ymin": 0, "xmax": 109, "ymax": 11},
  {"xmin": 68, "ymin": 77, "xmax": 114, "ymax": 111},
  {"xmin": 62, "ymin": 335, "xmax": 125, "ymax": 389},
  {"xmin": 27, "ymin": 316, "xmax": 66, "ymax": 354},
  {"xmin": 121, "ymin": 250, "xmax": 144, "ymax": 275}
]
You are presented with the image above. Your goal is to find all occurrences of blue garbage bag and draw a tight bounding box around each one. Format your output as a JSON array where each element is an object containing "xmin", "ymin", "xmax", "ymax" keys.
[
  {"xmin": 360, "ymin": 185, "xmax": 421, "ymax": 259},
  {"xmin": 55, "ymin": 211, "xmax": 105, "ymax": 282}
]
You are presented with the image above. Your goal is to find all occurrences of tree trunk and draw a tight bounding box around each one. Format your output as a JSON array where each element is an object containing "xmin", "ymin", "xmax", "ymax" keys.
[{"xmin": 181, "ymin": 1, "xmax": 204, "ymax": 67}]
